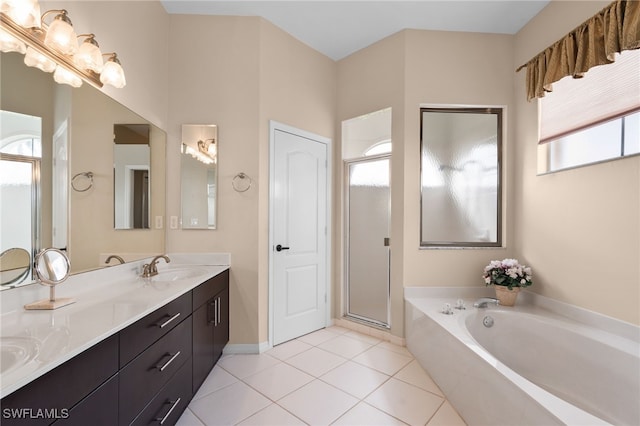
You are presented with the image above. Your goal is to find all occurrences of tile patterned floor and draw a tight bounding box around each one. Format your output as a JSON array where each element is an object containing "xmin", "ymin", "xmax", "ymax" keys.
[{"xmin": 177, "ymin": 326, "xmax": 466, "ymax": 426}]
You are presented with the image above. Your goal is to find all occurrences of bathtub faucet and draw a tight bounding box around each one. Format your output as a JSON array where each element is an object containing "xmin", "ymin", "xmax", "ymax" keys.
[{"xmin": 473, "ymin": 297, "xmax": 500, "ymax": 308}]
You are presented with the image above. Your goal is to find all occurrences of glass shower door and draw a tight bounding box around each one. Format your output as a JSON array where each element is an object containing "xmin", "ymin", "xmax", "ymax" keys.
[{"xmin": 345, "ymin": 155, "xmax": 390, "ymax": 327}]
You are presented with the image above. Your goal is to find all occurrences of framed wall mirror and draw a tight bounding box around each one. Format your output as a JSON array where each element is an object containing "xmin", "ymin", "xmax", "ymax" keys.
[
  {"xmin": 420, "ymin": 107, "xmax": 502, "ymax": 247},
  {"xmin": 181, "ymin": 124, "xmax": 217, "ymax": 230},
  {"xmin": 1, "ymin": 51, "xmax": 166, "ymax": 287}
]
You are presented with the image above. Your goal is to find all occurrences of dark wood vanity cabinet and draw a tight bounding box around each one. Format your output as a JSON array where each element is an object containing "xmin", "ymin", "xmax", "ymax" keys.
[
  {"xmin": 1, "ymin": 335, "xmax": 119, "ymax": 426},
  {"xmin": 1, "ymin": 269, "xmax": 230, "ymax": 426},
  {"xmin": 192, "ymin": 269, "xmax": 230, "ymax": 394}
]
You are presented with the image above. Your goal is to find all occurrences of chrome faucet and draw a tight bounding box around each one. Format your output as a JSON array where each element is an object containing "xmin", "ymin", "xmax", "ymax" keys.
[
  {"xmin": 473, "ymin": 297, "xmax": 500, "ymax": 308},
  {"xmin": 142, "ymin": 255, "xmax": 170, "ymax": 278},
  {"xmin": 105, "ymin": 254, "xmax": 125, "ymax": 265}
]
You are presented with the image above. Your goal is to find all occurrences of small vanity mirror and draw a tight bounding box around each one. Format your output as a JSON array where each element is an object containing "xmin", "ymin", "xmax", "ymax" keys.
[
  {"xmin": 181, "ymin": 124, "xmax": 218, "ymax": 230},
  {"xmin": 420, "ymin": 107, "xmax": 502, "ymax": 247},
  {"xmin": 0, "ymin": 248, "xmax": 31, "ymax": 288},
  {"xmin": 114, "ymin": 124, "xmax": 151, "ymax": 229},
  {"xmin": 25, "ymin": 248, "xmax": 75, "ymax": 310}
]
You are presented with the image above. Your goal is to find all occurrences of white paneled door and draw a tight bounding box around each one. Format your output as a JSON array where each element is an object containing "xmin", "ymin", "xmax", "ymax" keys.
[{"xmin": 270, "ymin": 122, "xmax": 330, "ymax": 346}]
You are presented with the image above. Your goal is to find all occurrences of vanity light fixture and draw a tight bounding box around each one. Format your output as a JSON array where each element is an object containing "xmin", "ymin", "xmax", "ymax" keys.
[
  {"xmin": 74, "ymin": 33, "xmax": 102, "ymax": 73},
  {"xmin": 100, "ymin": 53, "xmax": 126, "ymax": 88},
  {"xmin": 23, "ymin": 45, "xmax": 55, "ymax": 72},
  {"xmin": 41, "ymin": 9, "xmax": 78, "ymax": 55},
  {"xmin": 53, "ymin": 64, "xmax": 82, "ymax": 87},
  {"xmin": 1, "ymin": 0, "xmax": 41, "ymax": 28},
  {"xmin": 0, "ymin": 26, "xmax": 25, "ymax": 53},
  {"xmin": 0, "ymin": 0, "xmax": 126, "ymax": 88},
  {"xmin": 182, "ymin": 139, "xmax": 217, "ymax": 165}
]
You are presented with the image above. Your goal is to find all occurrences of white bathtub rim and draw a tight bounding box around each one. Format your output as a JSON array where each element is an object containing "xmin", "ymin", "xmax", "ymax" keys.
[
  {"xmin": 404, "ymin": 286, "xmax": 640, "ymax": 344},
  {"xmin": 405, "ymin": 297, "xmax": 616, "ymax": 426}
]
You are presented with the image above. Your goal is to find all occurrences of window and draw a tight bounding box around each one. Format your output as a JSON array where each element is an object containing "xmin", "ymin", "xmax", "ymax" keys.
[
  {"xmin": 538, "ymin": 49, "xmax": 640, "ymax": 173},
  {"xmin": 420, "ymin": 107, "xmax": 502, "ymax": 247}
]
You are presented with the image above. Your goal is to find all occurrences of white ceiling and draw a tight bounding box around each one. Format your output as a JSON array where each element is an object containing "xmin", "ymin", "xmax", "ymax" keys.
[{"xmin": 161, "ymin": 1, "xmax": 550, "ymax": 60}]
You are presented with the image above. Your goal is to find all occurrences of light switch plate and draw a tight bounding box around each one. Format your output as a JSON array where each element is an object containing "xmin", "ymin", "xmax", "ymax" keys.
[
  {"xmin": 170, "ymin": 216, "xmax": 178, "ymax": 229},
  {"xmin": 155, "ymin": 216, "xmax": 163, "ymax": 229}
]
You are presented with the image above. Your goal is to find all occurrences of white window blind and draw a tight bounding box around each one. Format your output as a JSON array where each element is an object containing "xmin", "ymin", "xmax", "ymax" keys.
[{"xmin": 540, "ymin": 49, "xmax": 640, "ymax": 143}]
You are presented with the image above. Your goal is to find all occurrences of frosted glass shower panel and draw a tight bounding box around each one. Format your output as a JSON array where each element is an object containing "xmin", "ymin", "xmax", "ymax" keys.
[{"xmin": 346, "ymin": 157, "xmax": 390, "ymax": 326}]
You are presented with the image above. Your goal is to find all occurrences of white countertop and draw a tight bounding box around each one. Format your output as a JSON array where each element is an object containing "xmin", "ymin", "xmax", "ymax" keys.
[{"xmin": 0, "ymin": 253, "xmax": 230, "ymax": 398}]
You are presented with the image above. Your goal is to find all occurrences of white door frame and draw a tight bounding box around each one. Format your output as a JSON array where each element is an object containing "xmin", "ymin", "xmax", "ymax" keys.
[{"xmin": 268, "ymin": 120, "xmax": 332, "ymax": 349}]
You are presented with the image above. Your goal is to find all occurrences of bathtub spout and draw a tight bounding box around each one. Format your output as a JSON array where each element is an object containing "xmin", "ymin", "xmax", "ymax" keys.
[{"xmin": 473, "ymin": 297, "xmax": 499, "ymax": 308}]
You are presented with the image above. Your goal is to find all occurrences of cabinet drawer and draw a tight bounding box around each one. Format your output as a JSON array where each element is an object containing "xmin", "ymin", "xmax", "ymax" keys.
[
  {"xmin": 119, "ymin": 317, "xmax": 192, "ymax": 425},
  {"xmin": 193, "ymin": 269, "xmax": 229, "ymax": 309},
  {"xmin": 0, "ymin": 334, "xmax": 118, "ymax": 426},
  {"xmin": 120, "ymin": 291, "xmax": 192, "ymax": 367},
  {"xmin": 131, "ymin": 358, "xmax": 192, "ymax": 426},
  {"xmin": 52, "ymin": 374, "xmax": 118, "ymax": 426}
]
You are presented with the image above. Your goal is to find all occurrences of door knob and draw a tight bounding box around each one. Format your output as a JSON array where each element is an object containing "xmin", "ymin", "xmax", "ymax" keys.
[{"xmin": 275, "ymin": 244, "xmax": 290, "ymax": 252}]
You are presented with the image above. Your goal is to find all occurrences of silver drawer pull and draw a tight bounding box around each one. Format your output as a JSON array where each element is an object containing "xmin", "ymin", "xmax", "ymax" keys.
[
  {"xmin": 156, "ymin": 397, "xmax": 181, "ymax": 425},
  {"xmin": 156, "ymin": 351, "xmax": 181, "ymax": 372},
  {"xmin": 156, "ymin": 312, "xmax": 181, "ymax": 329}
]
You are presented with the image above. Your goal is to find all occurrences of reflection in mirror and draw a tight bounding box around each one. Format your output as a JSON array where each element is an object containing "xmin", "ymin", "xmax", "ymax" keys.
[
  {"xmin": 420, "ymin": 107, "xmax": 502, "ymax": 247},
  {"xmin": 0, "ymin": 248, "xmax": 31, "ymax": 288},
  {"xmin": 114, "ymin": 124, "xmax": 151, "ymax": 229},
  {"xmin": 181, "ymin": 124, "xmax": 217, "ymax": 229},
  {"xmin": 1, "ymin": 110, "xmax": 42, "ymax": 285},
  {"xmin": 1, "ymin": 51, "xmax": 166, "ymax": 288}
]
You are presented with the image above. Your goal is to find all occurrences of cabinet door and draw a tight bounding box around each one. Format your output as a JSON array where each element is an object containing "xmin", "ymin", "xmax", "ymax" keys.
[
  {"xmin": 192, "ymin": 301, "xmax": 215, "ymax": 394},
  {"xmin": 213, "ymin": 286, "xmax": 229, "ymax": 363},
  {"xmin": 0, "ymin": 335, "xmax": 118, "ymax": 426}
]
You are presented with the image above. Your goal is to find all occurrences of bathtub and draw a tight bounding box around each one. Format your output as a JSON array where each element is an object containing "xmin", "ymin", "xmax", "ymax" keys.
[{"xmin": 405, "ymin": 287, "xmax": 640, "ymax": 425}]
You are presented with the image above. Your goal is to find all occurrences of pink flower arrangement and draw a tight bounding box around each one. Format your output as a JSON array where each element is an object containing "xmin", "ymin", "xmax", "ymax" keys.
[{"xmin": 483, "ymin": 258, "xmax": 533, "ymax": 290}]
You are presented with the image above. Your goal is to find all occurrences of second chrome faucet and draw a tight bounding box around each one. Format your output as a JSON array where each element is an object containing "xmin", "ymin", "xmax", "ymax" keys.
[{"xmin": 142, "ymin": 255, "xmax": 170, "ymax": 278}]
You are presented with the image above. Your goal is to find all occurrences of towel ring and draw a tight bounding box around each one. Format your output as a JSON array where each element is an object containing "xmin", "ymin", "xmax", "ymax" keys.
[
  {"xmin": 232, "ymin": 172, "xmax": 252, "ymax": 192},
  {"xmin": 71, "ymin": 172, "xmax": 94, "ymax": 192}
]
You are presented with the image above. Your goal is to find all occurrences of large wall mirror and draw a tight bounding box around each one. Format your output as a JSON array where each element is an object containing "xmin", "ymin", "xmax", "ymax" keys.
[
  {"xmin": 420, "ymin": 107, "xmax": 502, "ymax": 247},
  {"xmin": 180, "ymin": 124, "xmax": 217, "ymax": 230},
  {"xmin": 0, "ymin": 51, "xmax": 166, "ymax": 289}
]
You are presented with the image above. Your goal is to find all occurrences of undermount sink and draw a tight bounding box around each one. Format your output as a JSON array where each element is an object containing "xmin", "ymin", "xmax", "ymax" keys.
[
  {"xmin": 1, "ymin": 336, "xmax": 40, "ymax": 375},
  {"xmin": 151, "ymin": 267, "xmax": 208, "ymax": 283}
]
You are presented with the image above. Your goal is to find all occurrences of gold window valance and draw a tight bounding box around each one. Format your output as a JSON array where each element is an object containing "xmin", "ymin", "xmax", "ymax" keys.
[{"xmin": 517, "ymin": 0, "xmax": 640, "ymax": 101}]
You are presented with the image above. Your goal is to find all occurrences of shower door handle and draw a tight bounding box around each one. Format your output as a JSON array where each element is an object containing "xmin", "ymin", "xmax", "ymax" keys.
[{"xmin": 275, "ymin": 244, "xmax": 290, "ymax": 252}]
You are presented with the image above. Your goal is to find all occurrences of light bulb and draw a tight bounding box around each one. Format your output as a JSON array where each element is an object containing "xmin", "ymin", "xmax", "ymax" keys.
[
  {"xmin": 53, "ymin": 66, "xmax": 82, "ymax": 87},
  {"xmin": 75, "ymin": 37, "xmax": 103, "ymax": 73},
  {"xmin": 4, "ymin": 0, "xmax": 41, "ymax": 28},
  {"xmin": 44, "ymin": 12, "xmax": 78, "ymax": 55},
  {"xmin": 100, "ymin": 55, "xmax": 126, "ymax": 88},
  {"xmin": 24, "ymin": 46, "xmax": 56, "ymax": 72},
  {"xmin": 0, "ymin": 27, "xmax": 26, "ymax": 53}
]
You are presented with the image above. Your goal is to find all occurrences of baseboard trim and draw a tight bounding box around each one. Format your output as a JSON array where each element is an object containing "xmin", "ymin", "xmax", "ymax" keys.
[{"xmin": 223, "ymin": 341, "xmax": 270, "ymax": 355}]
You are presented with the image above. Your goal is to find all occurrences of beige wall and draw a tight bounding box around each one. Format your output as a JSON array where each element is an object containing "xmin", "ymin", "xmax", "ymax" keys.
[
  {"xmin": 513, "ymin": 0, "xmax": 640, "ymax": 325},
  {"xmin": 41, "ymin": 1, "xmax": 170, "ymax": 129},
  {"xmin": 337, "ymin": 32, "xmax": 406, "ymax": 337},
  {"xmin": 167, "ymin": 15, "xmax": 336, "ymax": 345},
  {"xmin": 337, "ymin": 29, "xmax": 515, "ymax": 337},
  {"xmin": 257, "ymin": 19, "xmax": 337, "ymax": 340},
  {"xmin": 403, "ymin": 30, "xmax": 515, "ymax": 292}
]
